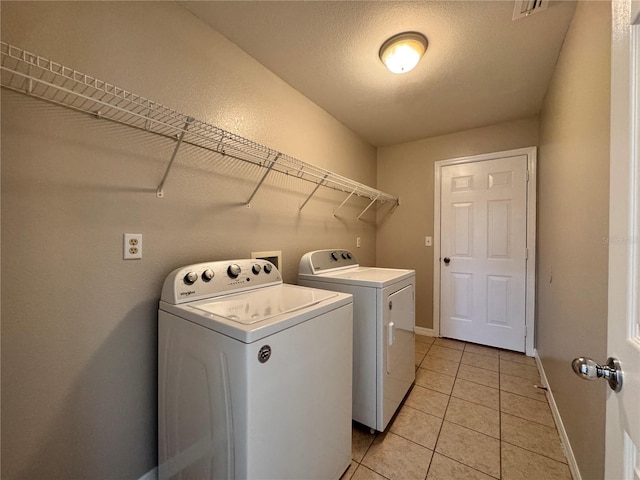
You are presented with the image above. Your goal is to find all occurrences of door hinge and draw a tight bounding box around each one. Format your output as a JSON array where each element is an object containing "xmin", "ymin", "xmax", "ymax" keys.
[
  {"xmin": 525, "ymin": 248, "xmax": 529, "ymax": 259},
  {"xmin": 526, "ymin": 170, "xmax": 530, "ymax": 182}
]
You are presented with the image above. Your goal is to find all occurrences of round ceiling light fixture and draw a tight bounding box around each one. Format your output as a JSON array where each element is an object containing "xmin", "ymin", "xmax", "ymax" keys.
[{"xmin": 379, "ymin": 32, "xmax": 428, "ymax": 74}]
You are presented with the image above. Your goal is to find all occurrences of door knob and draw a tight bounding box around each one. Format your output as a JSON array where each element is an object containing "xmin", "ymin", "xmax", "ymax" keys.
[
  {"xmin": 443, "ymin": 257, "xmax": 451, "ymax": 265},
  {"xmin": 571, "ymin": 356, "xmax": 623, "ymax": 392}
]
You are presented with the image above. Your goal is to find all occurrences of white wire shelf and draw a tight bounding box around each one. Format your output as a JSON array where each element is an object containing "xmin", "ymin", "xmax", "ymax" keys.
[{"xmin": 0, "ymin": 42, "xmax": 399, "ymax": 218}]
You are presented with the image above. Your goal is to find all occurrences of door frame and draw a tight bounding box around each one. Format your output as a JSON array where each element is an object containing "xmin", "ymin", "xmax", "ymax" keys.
[
  {"xmin": 605, "ymin": 1, "xmax": 640, "ymax": 477},
  {"xmin": 433, "ymin": 147, "xmax": 537, "ymax": 356}
]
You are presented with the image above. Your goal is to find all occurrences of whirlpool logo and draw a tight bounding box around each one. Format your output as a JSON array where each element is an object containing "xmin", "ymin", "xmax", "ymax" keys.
[{"xmin": 180, "ymin": 290, "xmax": 196, "ymax": 297}]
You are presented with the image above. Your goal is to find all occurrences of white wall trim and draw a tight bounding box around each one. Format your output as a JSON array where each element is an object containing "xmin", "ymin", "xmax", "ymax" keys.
[
  {"xmin": 414, "ymin": 326, "xmax": 436, "ymax": 337},
  {"xmin": 534, "ymin": 350, "xmax": 582, "ymax": 480},
  {"xmin": 137, "ymin": 467, "xmax": 158, "ymax": 480},
  {"xmin": 433, "ymin": 147, "xmax": 537, "ymax": 355}
]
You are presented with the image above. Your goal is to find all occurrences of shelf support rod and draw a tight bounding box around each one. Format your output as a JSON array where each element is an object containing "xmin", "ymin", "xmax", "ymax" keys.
[
  {"xmin": 357, "ymin": 194, "xmax": 381, "ymax": 221},
  {"xmin": 299, "ymin": 174, "xmax": 329, "ymax": 214},
  {"xmin": 332, "ymin": 187, "xmax": 358, "ymax": 217},
  {"xmin": 156, "ymin": 117, "xmax": 194, "ymax": 198},
  {"xmin": 246, "ymin": 154, "xmax": 280, "ymax": 207}
]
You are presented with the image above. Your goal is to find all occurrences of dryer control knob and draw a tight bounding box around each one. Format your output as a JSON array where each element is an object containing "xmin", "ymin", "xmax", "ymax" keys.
[
  {"xmin": 263, "ymin": 263, "xmax": 273, "ymax": 274},
  {"xmin": 184, "ymin": 271, "xmax": 198, "ymax": 285},
  {"xmin": 227, "ymin": 264, "xmax": 241, "ymax": 279},
  {"xmin": 331, "ymin": 251, "xmax": 339, "ymax": 261},
  {"xmin": 342, "ymin": 252, "xmax": 348, "ymax": 259},
  {"xmin": 252, "ymin": 264, "xmax": 262, "ymax": 275},
  {"xmin": 202, "ymin": 269, "xmax": 215, "ymax": 282}
]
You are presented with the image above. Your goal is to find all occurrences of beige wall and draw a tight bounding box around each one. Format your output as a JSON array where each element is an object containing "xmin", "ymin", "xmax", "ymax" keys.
[
  {"xmin": 1, "ymin": 2, "xmax": 614, "ymax": 479},
  {"xmin": 1, "ymin": 2, "xmax": 379, "ymax": 479},
  {"xmin": 376, "ymin": 117, "xmax": 539, "ymax": 330},
  {"xmin": 536, "ymin": 2, "xmax": 611, "ymax": 478}
]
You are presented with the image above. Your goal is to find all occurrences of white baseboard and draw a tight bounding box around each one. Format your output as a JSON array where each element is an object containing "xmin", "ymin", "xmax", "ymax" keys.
[
  {"xmin": 414, "ymin": 326, "xmax": 436, "ymax": 337},
  {"xmin": 534, "ymin": 349, "xmax": 581, "ymax": 480},
  {"xmin": 138, "ymin": 467, "xmax": 158, "ymax": 480}
]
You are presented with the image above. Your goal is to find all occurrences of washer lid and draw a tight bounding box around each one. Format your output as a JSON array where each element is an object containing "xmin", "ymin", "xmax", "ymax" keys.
[{"xmin": 190, "ymin": 284, "xmax": 339, "ymax": 324}]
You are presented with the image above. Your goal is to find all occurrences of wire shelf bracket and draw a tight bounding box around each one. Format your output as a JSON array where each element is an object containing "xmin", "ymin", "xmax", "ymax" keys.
[
  {"xmin": 357, "ymin": 194, "xmax": 381, "ymax": 221},
  {"xmin": 332, "ymin": 187, "xmax": 358, "ymax": 217},
  {"xmin": 246, "ymin": 153, "xmax": 280, "ymax": 207},
  {"xmin": 299, "ymin": 174, "xmax": 329, "ymax": 214},
  {"xmin": 157, "ymin": 117, "xmax": 194, "ymax": 198},
  {"xmin": 0, "ymin": 42, "xmax": 400, "ymax": 219}
]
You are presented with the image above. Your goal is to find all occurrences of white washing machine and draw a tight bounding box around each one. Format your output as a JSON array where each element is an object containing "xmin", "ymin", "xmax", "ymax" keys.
[
  {"xmin": 298, "ymin": 249, "xmax": 415, "ymax": 433},
  {"xmin": 158, "ymin": 259, "xmax": 353, "ymax": 480}
]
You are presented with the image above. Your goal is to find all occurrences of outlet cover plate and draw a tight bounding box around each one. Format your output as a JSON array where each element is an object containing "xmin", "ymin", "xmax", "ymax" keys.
[{"xmin": 124, "ymin": 233, "xmax": 142, "ymax": 259}]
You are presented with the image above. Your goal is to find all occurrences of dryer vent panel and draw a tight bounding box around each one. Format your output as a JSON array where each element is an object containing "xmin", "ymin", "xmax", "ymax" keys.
[
  {"xmin": 251, "ymin": 250, "xmax": 282, "ymax": 271},
  {"xmin": 512, "ymin": 0, "xmax": 548, "ymax": 20}
]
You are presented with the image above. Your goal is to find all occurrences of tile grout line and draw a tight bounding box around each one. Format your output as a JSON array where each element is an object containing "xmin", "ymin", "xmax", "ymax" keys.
[
  {"xmin": 449, "ymin": 382, "xmax": 500, "ymax": 412},
  {"xmin": 499, "ymin": 350, "xmax": 572, "ymax": 476},
  {"xmin": 417, "ymin": 337, "xmax": 563, "ymax": 480},
  {"xmin": 442, "ymin": 342, "xmax": 492, "ymax": 477},
  {"xmin": 441, "ymin": 341, "xmax": 502, "ymax": 478},
  {"xmin": 498, "ymin": 410, "xmax": 557, "ymax": 429},
  {"xmin": 424, "ymin": 340, "xmax": 454, "ymax": 480},
  {"xmin": 499, "ymin": 438, "xmax": 570, "ymax": 466},
  {"xmin": 421, "ymin": 337, "xmax": 438, "ymax": 480},
  {"xmin": 433, "ymin": 452, "xmax": 501, "ymax": 480}
]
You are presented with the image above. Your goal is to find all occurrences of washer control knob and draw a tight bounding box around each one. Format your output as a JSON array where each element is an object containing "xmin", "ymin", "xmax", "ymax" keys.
[
  {"xmin": 331, "ymin": 251, "xmax": 339, "ymax": 261},
  {"xmin": 184, "ymin": 272, "xmax": 198, "ymax": 285},
  {"xmin": 202, "ymin": 269, "xmax": 215, "ymax": 282},
  {"xmin": 263, "ymin": 263, "xmax": 273, "ymax": 274},
  {"xmin": 342, "ymin": 252, "xmax": 348, "ymax": 259},
  {"xmin": 227, "ymin": 264, "xmax": 241, "ymax": 279},
  {"xmin": 347, "ymin": 252, "xmax": 353, "ymax": 259},
  {"xmin": 252, "ymin": 264, "xmax": 262, "ymax": 275}
]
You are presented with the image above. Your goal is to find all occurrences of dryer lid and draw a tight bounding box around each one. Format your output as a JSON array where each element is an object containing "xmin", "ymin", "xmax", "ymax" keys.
[
  {"xmin": 300, "ymin": 266, "xmax": 415, "ymax": 287},
  {"xmin": 329, "ymin": 267, "xmax": 411, "ymax": 283},
  {"xmin": 189, "ymin": 284, "xmax": 339, "ymax": 324}
]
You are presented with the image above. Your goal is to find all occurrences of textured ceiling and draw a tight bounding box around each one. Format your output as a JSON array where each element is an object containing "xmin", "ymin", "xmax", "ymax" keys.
[{"xmin": 182, "ymin": 1, "xmax": 576, "ymax": 147}]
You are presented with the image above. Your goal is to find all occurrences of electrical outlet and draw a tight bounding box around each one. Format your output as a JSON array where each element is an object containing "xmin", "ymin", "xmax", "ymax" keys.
[
  {"xmin": 425, "ymin": 236, "xmax": 432, "ymax": 247},
  {"xmin": 124, "ymin": 233, "xmax": 142, "ymax": 260}
]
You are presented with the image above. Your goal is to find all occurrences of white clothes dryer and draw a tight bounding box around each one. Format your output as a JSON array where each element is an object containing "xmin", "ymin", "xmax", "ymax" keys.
[
  {"xmin": 298, "ymin": 250, "xmax": 415, "ymax": 433},
  {"xmin": 158, "ymin": 259, "xmax": 353, "ymax": 480}
]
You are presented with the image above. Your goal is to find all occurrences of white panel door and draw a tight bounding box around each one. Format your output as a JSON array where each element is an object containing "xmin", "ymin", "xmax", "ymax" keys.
[
  {"xmin": 440, "ymin": 155, "xmax": 528, "ymax": 351},
  {"xmin": 605, "ymin": 2, "xmax": 640, "ymax": 478}
]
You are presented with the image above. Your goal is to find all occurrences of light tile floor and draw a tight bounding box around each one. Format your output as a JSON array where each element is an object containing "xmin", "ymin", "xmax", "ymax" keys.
[{"xmin": 342, "ymin": 334, "xmax": 572, "ymax": 480}]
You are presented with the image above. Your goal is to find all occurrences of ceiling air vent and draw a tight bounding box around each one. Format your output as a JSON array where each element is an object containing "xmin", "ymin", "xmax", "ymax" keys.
[{"xmin": 512, "ymin": 0, "xmax": 548, "ymax": 20}]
